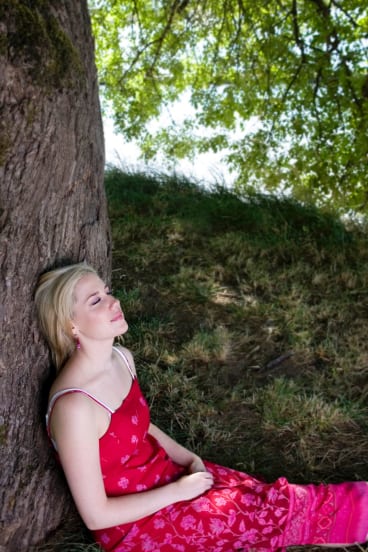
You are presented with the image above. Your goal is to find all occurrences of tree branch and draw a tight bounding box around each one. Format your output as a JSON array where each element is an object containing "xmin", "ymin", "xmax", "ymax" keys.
[
  {"xmin": 148, "ymin": 0, "xmax": 186, "ymax": 75},
  {"xmin": 330, "ymin": 0, "xmax": 359, "ymax": 28},
  {"xmin": 291, "ymin": 0, "xmax": 306, "ymax": 62}
]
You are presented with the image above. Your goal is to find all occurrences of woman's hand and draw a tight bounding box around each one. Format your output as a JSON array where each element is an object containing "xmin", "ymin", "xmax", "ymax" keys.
[
  {"xmin": 174, "ymin": 470, "xmax": 214, "ymax": 502},
  {"xmin": 188, "ymin": 455, "xmax": 207, "ymax": 474}
]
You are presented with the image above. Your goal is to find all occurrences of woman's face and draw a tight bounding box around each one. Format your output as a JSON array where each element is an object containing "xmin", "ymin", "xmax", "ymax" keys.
[{"xmin": 70, "ymin": 273, "xmax": 128, "ymax": 343}]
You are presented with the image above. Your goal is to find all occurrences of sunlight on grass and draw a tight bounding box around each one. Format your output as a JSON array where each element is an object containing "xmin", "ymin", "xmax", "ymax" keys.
[
  {"xmin": 258, "ymin": 378, "xmax": 358, "ymax": 433},
  {"xmin": 181, "ymin": 326, "xmax": 231, "ymax": 363}
]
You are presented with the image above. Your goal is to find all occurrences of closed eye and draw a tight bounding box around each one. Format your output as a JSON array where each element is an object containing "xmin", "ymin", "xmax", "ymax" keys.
[{"xmin": 89, "ymin": 286, "xmax": 112, "ymax": 305}]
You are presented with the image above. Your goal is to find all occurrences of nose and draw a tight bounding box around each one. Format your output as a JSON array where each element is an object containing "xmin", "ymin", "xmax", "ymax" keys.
[{"xmin": 109, "ymin": 295, "xmax": 120, "ymax": 309}]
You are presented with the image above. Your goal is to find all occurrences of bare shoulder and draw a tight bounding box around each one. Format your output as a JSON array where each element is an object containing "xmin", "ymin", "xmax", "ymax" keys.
[
  {"xmin": 114, "ymin": 344, "xmax": 136, "ymax": 375},
  {"xmin": 48, "ymin": 359, "xmax": 98, "ymax": 428},
  {"xmin": 50, "ymin": 389, "xmax": 97, "ymax": 426},
  {"xmin": 49, "ymin": 390, "xmax": 100, "ymax": 448}
]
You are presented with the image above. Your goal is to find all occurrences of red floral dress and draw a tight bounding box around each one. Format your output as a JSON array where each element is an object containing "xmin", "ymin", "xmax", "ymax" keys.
[{"xmin": 47, "ymin": 348, "xmax": 368, "ymax": 551}]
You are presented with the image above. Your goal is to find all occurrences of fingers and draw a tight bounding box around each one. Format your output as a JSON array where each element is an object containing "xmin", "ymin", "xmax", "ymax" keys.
[
  {"xmin": 194, "ymin": 471, "xmax": 214, "ymax": 491},
  {"xmin": 177, "ymin": 471, "xmax": 215, "ymax": 501}
]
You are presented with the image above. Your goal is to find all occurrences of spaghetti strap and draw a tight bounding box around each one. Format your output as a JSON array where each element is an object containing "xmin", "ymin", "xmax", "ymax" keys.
[
  {"xmin": 46, "ymin": 347, "xmax": 135, "ymax": 447},
  {"xmin": 112, "ymin": 345, "xmax": 135, "ymax": 379},
  {"xmin": 46, "ymin": 388, "xmax": 115, "ymax": 442},
  {"xmin": 47, "ymin": 388, "xmax": 115, "ymax": 417}
]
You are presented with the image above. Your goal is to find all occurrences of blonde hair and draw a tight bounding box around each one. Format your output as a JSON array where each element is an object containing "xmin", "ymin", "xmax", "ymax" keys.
[{"xmin": 35, "ymin": 263, "xmax": 98, "ymax": 370}]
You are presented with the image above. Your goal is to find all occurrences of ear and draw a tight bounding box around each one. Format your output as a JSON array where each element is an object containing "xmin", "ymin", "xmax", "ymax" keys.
[{"xmin": 69, "ymin": 321, "xmax": 78, "ymax": 338}]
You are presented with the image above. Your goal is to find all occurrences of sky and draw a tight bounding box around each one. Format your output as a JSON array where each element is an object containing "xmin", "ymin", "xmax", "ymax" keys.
[{"xmin": 103, "ymin": 116, "xmax": 237, "ymax": 188}]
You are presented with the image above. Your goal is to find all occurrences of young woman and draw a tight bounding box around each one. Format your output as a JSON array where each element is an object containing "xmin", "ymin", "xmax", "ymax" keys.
[{"xmin": 35, "ymin": 263, "xmax": 368, "ymax": 552}]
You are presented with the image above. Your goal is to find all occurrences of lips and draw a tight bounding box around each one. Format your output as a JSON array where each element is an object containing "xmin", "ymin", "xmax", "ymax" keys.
[{"xmin": 111, "ymin": 312, "xmax": 124, "ymax": 322}]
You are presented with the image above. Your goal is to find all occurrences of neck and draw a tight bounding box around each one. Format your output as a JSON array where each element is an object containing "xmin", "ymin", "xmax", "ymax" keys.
[{"xmin": 75, "ymin": 338, "xmax": 116, "ymax": 374}]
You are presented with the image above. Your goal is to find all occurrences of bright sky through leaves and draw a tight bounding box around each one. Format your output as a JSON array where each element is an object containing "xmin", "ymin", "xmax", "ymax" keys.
[{"xmin": 90, "ymin": 0, "xmax": 368, "ymax": 211}]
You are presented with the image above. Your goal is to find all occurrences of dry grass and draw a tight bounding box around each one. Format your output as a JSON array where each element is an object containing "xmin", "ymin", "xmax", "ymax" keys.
[{"xmin": 37, "ymin": 168, "xmax": 368, "ymax": 551}]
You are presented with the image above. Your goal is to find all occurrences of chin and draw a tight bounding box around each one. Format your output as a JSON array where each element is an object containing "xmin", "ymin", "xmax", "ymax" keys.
[{"xmin": 117, "ymin": 321, "xmax": 128, "ymax": 336}]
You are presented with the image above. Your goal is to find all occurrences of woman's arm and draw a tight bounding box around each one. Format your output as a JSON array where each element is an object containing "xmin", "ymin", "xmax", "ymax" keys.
[
  {"xmin": 51, "ymin": 394, "xmax": 213, "ymax": 531},
  {"xmin": 148, "ymin": 423, "xmax": 207, "ymax": 473}
]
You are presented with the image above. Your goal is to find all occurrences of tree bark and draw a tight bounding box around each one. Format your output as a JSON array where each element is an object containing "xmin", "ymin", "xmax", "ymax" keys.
[{"xmin": 0, "ymin": 1, "xmax": 110, "ymax": 549}]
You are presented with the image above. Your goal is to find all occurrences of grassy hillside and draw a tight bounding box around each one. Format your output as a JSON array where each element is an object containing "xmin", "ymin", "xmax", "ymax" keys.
[{"xmin": 39, "ymin": 168, "xmax": 368, "ymax": 551}]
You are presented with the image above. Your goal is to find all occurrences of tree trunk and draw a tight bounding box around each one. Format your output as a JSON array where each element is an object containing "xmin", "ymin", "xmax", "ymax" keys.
[{"xmin": 0, "ymin": 1, "xmax": 110, "ymax": 549}]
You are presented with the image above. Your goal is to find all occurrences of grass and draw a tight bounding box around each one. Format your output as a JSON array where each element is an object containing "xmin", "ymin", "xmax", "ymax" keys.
[{"xmin": 39, "ymin": 167, "xmax": 368, "ymax": 551}]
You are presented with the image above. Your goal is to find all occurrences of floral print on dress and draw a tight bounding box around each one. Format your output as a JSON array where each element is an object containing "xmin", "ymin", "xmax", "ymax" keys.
[{"xmin": 117, "ymin": 477, "xmax": 129, "ymax": 489}]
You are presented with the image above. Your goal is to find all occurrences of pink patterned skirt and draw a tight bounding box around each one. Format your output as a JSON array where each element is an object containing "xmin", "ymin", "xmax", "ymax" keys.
[{"xmin": 94, "ymin": 462, "xmax": 368, "ymax": 551}]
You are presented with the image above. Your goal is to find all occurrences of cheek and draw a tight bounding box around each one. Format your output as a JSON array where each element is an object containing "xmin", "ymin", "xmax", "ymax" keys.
[
  {"xmin": 73, "ymin": 312, "xmax": 93, "ymax": 329},
  {"xmin": 83, "ymin": 310, "xmax": 108, "ymax": 328}
]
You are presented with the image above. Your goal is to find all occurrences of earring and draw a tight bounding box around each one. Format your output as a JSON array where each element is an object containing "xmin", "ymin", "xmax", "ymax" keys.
[{"xmin": 75, "ymin": 337, "xmax": 81, "ymax": 350}]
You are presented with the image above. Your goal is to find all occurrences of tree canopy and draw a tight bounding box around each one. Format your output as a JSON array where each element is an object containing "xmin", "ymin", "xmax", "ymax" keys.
[{"xmin": 89, "ymin": 0, "xmax": 368, "ymax": 211}]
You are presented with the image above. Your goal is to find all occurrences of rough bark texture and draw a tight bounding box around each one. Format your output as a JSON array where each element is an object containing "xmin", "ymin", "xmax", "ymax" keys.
[{"xmin": 0, "ymin": 1, "xmax": 111, "ymax": 549}]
